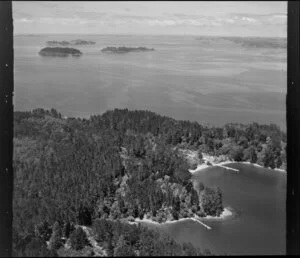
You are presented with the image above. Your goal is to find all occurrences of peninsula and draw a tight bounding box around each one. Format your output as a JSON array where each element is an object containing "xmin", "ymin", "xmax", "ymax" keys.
[
  {"xmin": 101, "ymin": 46, "xmax": 155, "ymax": 54},
  {"xmin": 39, "ymin": 47, "xmax": 82, "ymax": 57},
  {"xmin": 13, "ymin": 108, "xmax": 286, "ymax": 256}
]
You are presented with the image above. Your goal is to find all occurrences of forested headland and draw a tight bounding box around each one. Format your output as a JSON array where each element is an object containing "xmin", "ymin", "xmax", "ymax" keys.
[{"xmin": 13, "ymin": 108, "xmax": 286, "ymax": 256}]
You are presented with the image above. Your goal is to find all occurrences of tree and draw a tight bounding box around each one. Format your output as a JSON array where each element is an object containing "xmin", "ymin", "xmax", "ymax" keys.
[
  {"xmin": 24, "ymin": 237, "xmax": 58, "ymax": 257},
  {"xmin": 49, "ymin": 221, "xmax": 63, "ymax": 250},
  {"xmin": 190, "ymin": 188, "xmax": 199, "ymax": 206},
  {"xmin": 118, "ymin": 198, "xmax": 127, "ymax": 214},
  {"xmin": 249, "ymin": 147, "xmax": 257, "ymax": 163},
  {"xmin": 198, "ymin": 182, "xmax": 205, "ymax": 192},
  {"xmin": 229, "ymin": 145, "xmax": 244, "ymax": 162},
  {"xmin": 259, "ymin": 145, "xmax": 275, "ymax": 169},
  {"xmin": 114, "ymin": 235, "xmax": 136, "ymax": 256},
  {"xmin": 62, "ymin": 221, "xmax": 73, "ymax": 239},
  {"xmin": 70, "ymin": 227, "xmax": 90, "ymax": 251},
  {"xmin": 171, "ymin": 196, "xmax": 181, "ymax": 220},
  {"xmin": 276, "ymin": 156, "xmax": 282, "ymax": 168},
  {"xmin": 106, "ymin": 238, "xmax": 114, "ymax": 257},
  {"xmin": 77, "ymin": 207, "xmax": 92, "ymax": 226},
  {"xmin": 243, "ymin": 146, "xmax": 257, "ymax": 163},
  {"xmin": 34, "ymin": 221, "xmax": 52, "ymax": 242},
  {"xmin": 182, "ymin": 242, "xmax": 198, "ymax": 256},
  {"xmin": 200, "ymin": 187, "xmax": 223, "ymax": 216}
]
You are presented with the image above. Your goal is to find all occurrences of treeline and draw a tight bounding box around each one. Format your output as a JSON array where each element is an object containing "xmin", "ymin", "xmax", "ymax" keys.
[
  {"xmin": 90, "ymin": 108, "xmax": 286, "ymax": 170},
  {"xmin": 14, "ymin": 108, "xmax": 286, "ymax": 171}
]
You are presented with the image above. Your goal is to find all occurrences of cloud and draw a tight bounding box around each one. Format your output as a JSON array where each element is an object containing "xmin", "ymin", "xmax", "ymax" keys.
[
  {"xmin": 73, "ymin": 11, "xmax": 109, "ymax": 20},
  {"xmin": 228, "ymin": 13, "xmax": 287, "ymax": 26},
  {"xmin": 100, "ymin": 12, "xmax": 286, "ymax": 28},
  {"xmin": 14, "ymin": 8, "xmax": 287, "ymax": 29},
  {"xmin": 38, "ymin": 16, "xmax": 90, "ymax": 26},
  {"xmin": 13, "ymin": 11, "xmax": 33, "ymax": 20},
  {"xmin": 265, "ymin": 14, "xmax": 287, "ymax": 25},
  {"xmin": 16, "ymin": 18, "xmax": 34, "ymax": 23}
]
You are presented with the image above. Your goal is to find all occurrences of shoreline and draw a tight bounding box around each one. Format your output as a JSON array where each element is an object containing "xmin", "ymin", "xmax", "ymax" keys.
[
  {"xmin": 188, "ymin": 153, "xmax": 286, "ymax": 174},
  {"xmin": 199, "ymin": 207, "xmax": 234, "ymax": 221},
  {"xmin": 238, "ymin": 161, "xmax": 286, "ymax": 173},
  {"xmin": 127, "ymin": 153, "xmax": 283, "ymax": 231},
  {"xmin": 127, "ymin": 207, "xmax": 233, "ymax": 230}
]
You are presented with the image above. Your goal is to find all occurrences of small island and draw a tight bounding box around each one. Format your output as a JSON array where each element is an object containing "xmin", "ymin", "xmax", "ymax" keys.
[
  {"xmin": 39, "ymin": 47, "xmax": 82, "ymax": 57},
  {"xmin": 46, "ymin": 39, "xmax": 96, "ymax": 46},
  {"xmin": 47, "ymin": 40, "xmax": 70, "ymax": 46},
  {"xmin": 101, "ymin": 46, "xmax": 155, "ymax": 54}
]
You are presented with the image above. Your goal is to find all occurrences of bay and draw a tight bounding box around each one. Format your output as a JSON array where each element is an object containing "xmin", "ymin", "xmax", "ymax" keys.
[{"xmin": 139, "ymin": 163, "xmax": 286, "ymax": 255}]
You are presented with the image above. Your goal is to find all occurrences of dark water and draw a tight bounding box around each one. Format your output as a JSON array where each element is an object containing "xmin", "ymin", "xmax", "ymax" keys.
[
  {"xmin": 14, "ymin": 34, "xmax": 286, "ymax": 129},
  {"xmin": 140, "ymin": 163, "xmax": 286, "ymax": 255}
]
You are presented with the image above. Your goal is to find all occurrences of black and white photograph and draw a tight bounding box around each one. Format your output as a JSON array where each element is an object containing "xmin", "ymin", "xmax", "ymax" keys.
[{"xmin": 1, "ymin": 1, "xmax": 293, "ymax": 256}]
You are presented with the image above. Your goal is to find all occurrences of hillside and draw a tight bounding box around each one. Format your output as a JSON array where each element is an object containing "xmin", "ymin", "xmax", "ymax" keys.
[{"xmin": 13, "ymin": 108, "xmax": 286, "ymax": 256}]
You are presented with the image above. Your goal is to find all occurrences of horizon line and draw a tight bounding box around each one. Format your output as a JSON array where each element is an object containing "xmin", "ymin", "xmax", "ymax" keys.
[{"xmin": 14, "ymin": 33, "xmax": 287, "ymax": 39}]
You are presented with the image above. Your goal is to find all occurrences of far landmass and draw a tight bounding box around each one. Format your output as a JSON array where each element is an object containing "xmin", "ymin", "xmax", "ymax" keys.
[
  {"xmin": 223, "ymin": 36, "xmax": 287, "ymax": 49},
  {"xmin": 195, "ymin": 36, "xmax": 287, "ymax": 49},
  {"xmin": 39, "ymin": 47, "xmax": 82, "ymax": 57},
  {"xmin": 101, "ymin": 46, "xmax": 155, "ymax": 54},
  {"xmin": 47, "ymin": 39, "xmax": 96, "ymax": 46}
]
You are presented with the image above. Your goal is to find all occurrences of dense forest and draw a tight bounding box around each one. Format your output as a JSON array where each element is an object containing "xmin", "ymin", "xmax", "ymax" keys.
[{"xmin": 13, "ymin": 108, "xmax": 286, "ymax": 256}]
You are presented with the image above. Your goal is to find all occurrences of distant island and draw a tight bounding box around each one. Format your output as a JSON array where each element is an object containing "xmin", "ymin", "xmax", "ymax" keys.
[
  {"xmin": 39, "ymin": 47, "xmax": 82, "ymax": 57},
  {"xmin": 223, "ymin": 36, "xmax": 287, "ymax": 49},
  {"xmin": 101, "ymin": 46, "xmax": 155, "ymax": 54},
  {"xmin": 195, "ymin": 36, "xmax": 286, "ymax": 49},
  {"xmin": 46, "ymin": 39, "xmax": 96, "ymax": 46}
]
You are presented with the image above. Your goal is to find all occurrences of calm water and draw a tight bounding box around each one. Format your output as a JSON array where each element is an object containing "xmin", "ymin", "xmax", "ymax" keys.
[
  {"xmin": 14, "ymin": 34, "xmax": 286, "ymax": 129},
  {"xmin": 140, "ymin": 163, "xmax": 286, "ymax": 255}
]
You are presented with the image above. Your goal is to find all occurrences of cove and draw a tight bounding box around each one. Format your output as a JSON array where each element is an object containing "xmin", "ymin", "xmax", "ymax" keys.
[{"xmin": 139, "ymin": 163, "xmax": 286, "ymax": 255}]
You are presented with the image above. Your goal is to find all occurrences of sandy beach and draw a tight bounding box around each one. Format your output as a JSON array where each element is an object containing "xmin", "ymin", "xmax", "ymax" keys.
[
  {"xmin": 188, "ymin": 163, "xmax": 211, "ymax": 174},
  {"xmin": 200, "ymin": 207, "xmax": 234, "ymax": 221},
  {"xmin": 188, "ymin": 157, "xmax": 239, "ymax": 174},
  {"xmin": 132, "ymin": 216, "xmax": 213, "ymax": 230},
  {"xmin": 128, "ymin": 207, "xmax": 234, "ymax": 230},
  {"xmin": 239, "ymin": 161, "xmax": 286, "ymax": 173},
  {"xmin": 188, "ymin": 152, "xmax": 286, "ymax": 174}
]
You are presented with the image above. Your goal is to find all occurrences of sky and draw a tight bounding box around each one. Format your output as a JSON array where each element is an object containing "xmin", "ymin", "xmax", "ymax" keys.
[{"xmin": 13, "ymin": 1, "xmax": 287, "ymax": 37}]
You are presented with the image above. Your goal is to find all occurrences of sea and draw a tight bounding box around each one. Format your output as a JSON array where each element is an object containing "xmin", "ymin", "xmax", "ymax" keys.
[{"xmin": 14, "ymin": 34, "xmax": 286, "ymax": 130}]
